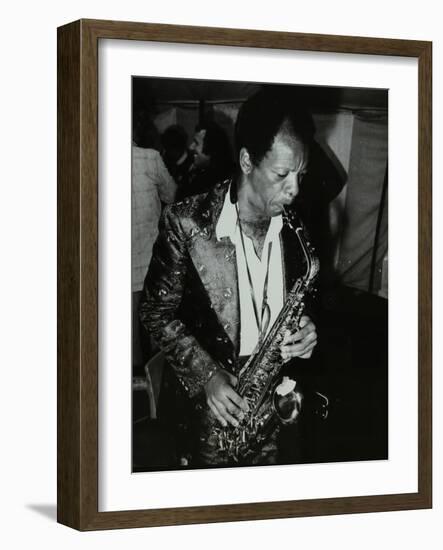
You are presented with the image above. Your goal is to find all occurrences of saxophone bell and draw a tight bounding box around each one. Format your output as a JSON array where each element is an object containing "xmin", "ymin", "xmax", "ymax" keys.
[{"xmin": 272, "ymin": 375, "xmax": 304, "ymax": 425}]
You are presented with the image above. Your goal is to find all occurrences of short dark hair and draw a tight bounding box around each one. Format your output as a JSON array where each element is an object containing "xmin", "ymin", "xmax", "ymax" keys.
[
  {"xmin": 234, "ymin": 86, "xmax": 315, "ymax": 166},
  {"xmin": 161, "ymin": 124, "xmax": 188, "ymax": 154},
  {"xmin": 196, "ymin": 121, "xmax": 233, "ymax": 169},
  {"xmin": 132, "ymin": 109, "xmax": 161, "ymax": 150}
]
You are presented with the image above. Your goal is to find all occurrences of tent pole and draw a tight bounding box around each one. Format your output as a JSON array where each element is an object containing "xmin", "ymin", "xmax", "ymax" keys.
[
  {"xmin": 198, "ymin": 98, "xmax": 206, "ymax": 125},
  {"xmin": 368, "ymin": 164, "xmax": 388, "ymax": 294}
]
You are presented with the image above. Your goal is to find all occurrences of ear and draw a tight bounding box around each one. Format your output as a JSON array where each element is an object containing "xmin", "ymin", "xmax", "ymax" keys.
[{"xmin": 239, "ymin": 147, "xmax": 253, "ymax": 175}]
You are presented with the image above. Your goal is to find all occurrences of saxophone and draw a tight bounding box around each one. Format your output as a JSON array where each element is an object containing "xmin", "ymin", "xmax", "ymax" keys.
[{"xmin": 215, "ymin": 209, "xmax": 326, "ymax": 462}]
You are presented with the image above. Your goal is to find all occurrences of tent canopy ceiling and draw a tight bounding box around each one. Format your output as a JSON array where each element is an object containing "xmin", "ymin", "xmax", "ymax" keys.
[{"xmin": 133, "ymin": 77, "xmax": 388, "ymax": 111}]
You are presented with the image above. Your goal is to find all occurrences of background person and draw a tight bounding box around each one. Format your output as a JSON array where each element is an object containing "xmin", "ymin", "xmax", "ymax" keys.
[
  {"xmin": 179, "ymin": 121, "xmax": 234, "ymax": 199},
  {"xmin": 132, "ymin": 112, "xmax": 177, "ymax": 372},
  {"xmin": 161, "ymin": 124, "xmax": 194, "ymax": 192}
]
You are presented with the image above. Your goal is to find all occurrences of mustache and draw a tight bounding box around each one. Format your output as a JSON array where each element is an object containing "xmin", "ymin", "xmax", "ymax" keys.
[{"xmin": 281, "ymin": 198, "xmax": 295, "ymax": 206}]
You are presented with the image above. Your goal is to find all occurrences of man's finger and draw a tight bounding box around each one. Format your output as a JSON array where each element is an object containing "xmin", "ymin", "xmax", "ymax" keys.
[
  {"xmin": 295, "ymin": 324, "xmax": 315, "ymax": 340},
  {"xmin": 216, "ymin": 386, "xmax": 243, "ymax": 413},
  {"xmin": 226, "ymin": 372, "xmax": 238, "ymax": 387},
  {"xmin": 224, "ymin": 398, "xmax": 244, "ymax": 418},
  {"xmin": 282, "ymin": 338, "xmax": 317, "ymax": 359},
  {"xmin": 299, "ymin": 315, "xmax": 311, "ymax": 328},
  {"xmin": 284, "ymin": 338, "xmax": 317, "ymax": 356},
  {"xmin": 282, "ymin": 331, "xmax": 317, "ymax": 352},
  {"xmin": 282, "ymin": 324, "xmax": 315, "ymax": 345},
  {"xmin": 297, "ymin": 328, "xmax": 317, "ymax": 345},
  {"xmin": 225, "ymin": 387, "xmax": 249, "ymax": 412},
  {"xmin": 213, "ymin": 397, "xmax": 240, "ymax": 427},
  {"xmin": 208, "ymin": 400, "xmax": 227, "ymax": 427},
  {"xmin": 298, "ymin": 340, "xmax": 317, "ymax": 357}
]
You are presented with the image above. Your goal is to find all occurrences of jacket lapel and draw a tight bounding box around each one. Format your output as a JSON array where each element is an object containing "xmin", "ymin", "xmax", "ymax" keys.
[{"xmin": 187, "ymin": 182, "xmax": 240, "ymax": 362}]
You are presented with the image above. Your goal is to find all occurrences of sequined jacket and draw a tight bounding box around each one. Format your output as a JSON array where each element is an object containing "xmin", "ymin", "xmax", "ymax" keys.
[{"xmin": 139, "ymin": 179, "xmax": 312, "ymax": 399}]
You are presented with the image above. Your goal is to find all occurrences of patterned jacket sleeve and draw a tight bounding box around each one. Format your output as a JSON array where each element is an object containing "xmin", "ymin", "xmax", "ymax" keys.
[{"xmin": 139, "ymin": 205, "xmax": 220, "ymax": 398}]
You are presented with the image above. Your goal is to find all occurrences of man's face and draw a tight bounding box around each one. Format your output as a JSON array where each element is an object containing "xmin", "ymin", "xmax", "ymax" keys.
[
  {"xmin": 189, "ymin": 129, "xmax": 210, "ymax": 169},
  {"xmin": 245, "ymin": 132, "xmax": 309, "ymax": 217}
]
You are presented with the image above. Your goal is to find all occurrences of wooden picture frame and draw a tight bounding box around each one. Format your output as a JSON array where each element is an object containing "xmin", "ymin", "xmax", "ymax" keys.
[{"xmin": 57, "ymin": 18, "xmax": 432, "ymax": 530}]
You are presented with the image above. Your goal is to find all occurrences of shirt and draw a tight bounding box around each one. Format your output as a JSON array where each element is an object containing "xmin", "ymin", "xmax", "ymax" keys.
[
  {"xmin": 216, "ymin": 185, "xmax": 284, "ymax": 355},
  {"xmin": 132, "ymin": 146, "xmax": 177, "ymax": 292}
]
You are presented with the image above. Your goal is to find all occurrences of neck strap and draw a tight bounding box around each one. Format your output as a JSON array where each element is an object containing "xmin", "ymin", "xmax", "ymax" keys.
[{"xmin": 235, "ymin": 202, "xmax": 272, "ymax": 343}]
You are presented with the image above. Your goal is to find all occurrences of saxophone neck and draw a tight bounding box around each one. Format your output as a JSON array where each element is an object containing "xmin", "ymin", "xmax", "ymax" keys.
[{"xmin": 283, "ymin": 207, "xmax": 319, "ymax": 281}]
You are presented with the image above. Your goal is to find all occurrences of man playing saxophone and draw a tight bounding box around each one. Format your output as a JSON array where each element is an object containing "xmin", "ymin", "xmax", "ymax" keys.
[{"xmin": 140, "ymin": 87, "xmax": 318, "ymax": 467}]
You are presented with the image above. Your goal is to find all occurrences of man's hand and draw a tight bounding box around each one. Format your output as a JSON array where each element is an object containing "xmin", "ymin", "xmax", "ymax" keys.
[
  {"xmin": 281, "ymin": 315, "xmax": 317, "ymax": 363},
  {"xmin": 205, "ymin": 369, "xmax": 249, "ymax": 428}
]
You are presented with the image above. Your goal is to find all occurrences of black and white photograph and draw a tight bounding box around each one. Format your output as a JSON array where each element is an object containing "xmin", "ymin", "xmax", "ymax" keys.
[
  {"xmin": 131, "ymin": 77, "xmax": 389, "ymax": 472},
  {"xmin": 2, "ymin": 0, "xmax": 438, "ymax": 541}
]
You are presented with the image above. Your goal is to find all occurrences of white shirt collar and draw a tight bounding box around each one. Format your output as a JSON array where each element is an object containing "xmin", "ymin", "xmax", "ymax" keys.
[{"xmin": 216, "ymin": 183, "xmax": 283, "ymax": 243}]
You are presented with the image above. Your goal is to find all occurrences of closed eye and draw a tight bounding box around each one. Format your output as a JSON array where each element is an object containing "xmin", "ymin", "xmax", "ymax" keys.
[{"xmin": 276, "ymin": 171, "xmax": 307, "ymax": 180}]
